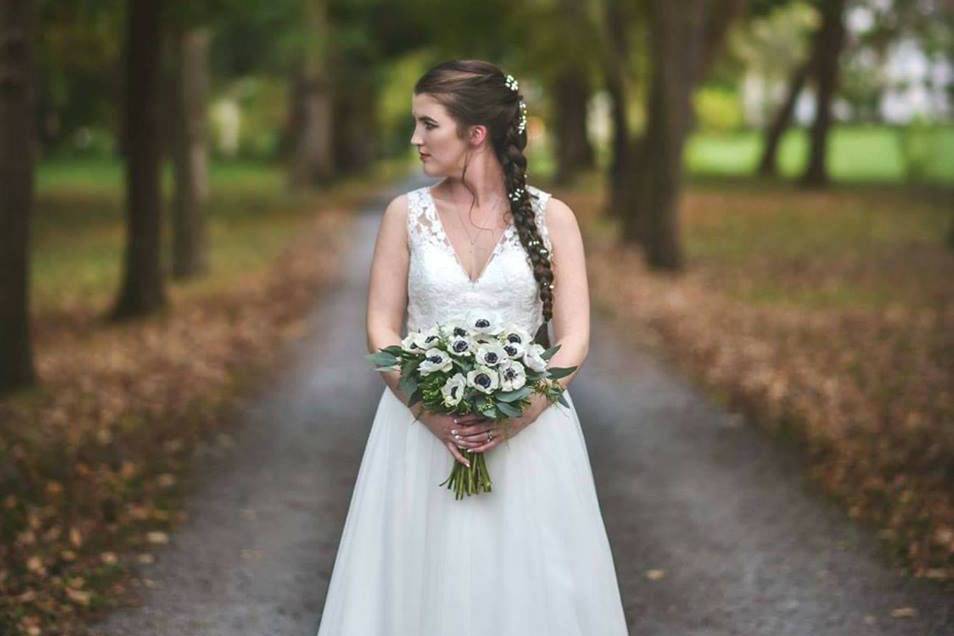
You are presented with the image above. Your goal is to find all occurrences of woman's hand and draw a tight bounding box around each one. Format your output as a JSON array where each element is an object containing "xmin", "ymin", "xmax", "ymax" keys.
[
  {"xmin": 470, "ymin": 393, "xmax": 551, "ymax": 454},
  {"xmin": 417, "ymin": 409, "xmax": 495, "ymax": 468}
]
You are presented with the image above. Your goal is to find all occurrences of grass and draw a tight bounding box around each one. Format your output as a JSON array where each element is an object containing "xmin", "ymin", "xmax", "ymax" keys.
[
  {"xmin": 31, "ymin": 157, "xmax": 408, "ymax": 314},
  {"xmin": 685, "ymin": 124, "xmax": 954, "ymax": 184}
]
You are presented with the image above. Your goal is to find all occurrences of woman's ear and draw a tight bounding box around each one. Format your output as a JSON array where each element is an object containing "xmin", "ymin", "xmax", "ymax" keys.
[{"xmin": 468, "ymin": 124, "xmax": 488, "ymax": 147}]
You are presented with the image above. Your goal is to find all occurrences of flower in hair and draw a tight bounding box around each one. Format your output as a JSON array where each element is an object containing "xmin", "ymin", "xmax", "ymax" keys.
[
  {"xmin": 517, "ymin": 100, "xmax": 527, "ymax": 134},
  {"xmin": 508, "ymin": 186, "xmax": 526, "ymax": 202},
  {"xmin": 505, "ymin": 74, "xmax": 519, "ymax": 92}
]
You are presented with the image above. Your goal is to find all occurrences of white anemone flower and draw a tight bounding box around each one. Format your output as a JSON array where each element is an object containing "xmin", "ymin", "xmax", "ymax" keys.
[
  {"xmin": 522, "ymin": 343, "xmax": 548, "ymax": 373},
  {"xmin": 419, "ymin": 347, "xmax": 453, "ymax": 376},
  {"xmin": 498, "ymin": 359, "xmax": 527, "ymax": 391},
  {"xmin": 500, "ymin": 324, "xmax": 532, "ymax": 348},
  {"xmin": 441, "ymin": 373, "xmax": 467, "ymax": 407},
  {"xmin": 419, "ymin": 325, "xmax": 442, "ymax": 350},
  {"xmin": 401, "ymin": 330, "xmax": 430, "ymax": 354},
  {"xmin": 447, "ymin": 334, "xmax": 474, "ymax": 358},
  {"xmin": 463, "ymin": 309, "xmax": 504, "ymax": 336},
  {"xmin": 475, "ymin": 342, "xmax": 508, "ymax": 367},
  {"xmin": 501, "ymin": 339, "xmax": 526, "ymax": 360},
  {"xmin": 466, "ymin": 365, "xmax": 500, "ymax": 395}
]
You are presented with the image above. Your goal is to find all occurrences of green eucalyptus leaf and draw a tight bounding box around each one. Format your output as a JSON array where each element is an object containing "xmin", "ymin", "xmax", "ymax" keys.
[
  {"xmin": 546, "ymin": 366, "xmax": 576, "ymax": 380},
  {"xmin": 367, "ymin": 351, "xmax": 398, "ymax": 368},
  {"xmin": 497, "ymin": 386, "xmax": 532, "ymax": 402},
  {"xmin": 497, "ymin": 401, "xmax": 523, "ymax": 418}
]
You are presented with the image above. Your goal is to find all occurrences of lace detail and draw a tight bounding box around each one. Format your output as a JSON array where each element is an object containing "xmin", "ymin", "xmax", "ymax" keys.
[{"xmin": 405, "ymin": 183, "xmax": 552, "ymax": 337}]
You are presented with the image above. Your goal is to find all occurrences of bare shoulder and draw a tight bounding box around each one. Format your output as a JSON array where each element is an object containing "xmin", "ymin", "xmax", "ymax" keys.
[
  {"xmin": 541, "ymin": 195, "xmax": 581, "ymax": 238},
  {"xmin": 383, "ymin": 191, "xmax": 411, "ymax": 223}
]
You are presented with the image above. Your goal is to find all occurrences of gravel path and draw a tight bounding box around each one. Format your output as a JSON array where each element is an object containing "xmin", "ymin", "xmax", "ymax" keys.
[{"xmin": 89, "ymin": 177, "xmax": 953, "ymax": 636}]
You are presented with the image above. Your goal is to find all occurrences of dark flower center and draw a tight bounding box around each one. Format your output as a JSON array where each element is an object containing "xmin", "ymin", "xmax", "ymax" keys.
[
  {"xmin": 504, "ymin": 345, "xmax": 517, "ymax": 356},
  {"xmin": 453, "ymin": 341, "xmax": 468, "ymax": 353},
  {"xmin": 476, "ymin": 373, "xmax": 491, "ymax": 388},
  {"xmin": 476, "ymin": 319, "xmax": 490, "ymax": 328},
  {"xmin": 428, "ymin": 355, "xmax": 442, "ymax": 363},
  {"xmin": 486, "ymin": 352, "xmax": 498, "ymax": 363}
]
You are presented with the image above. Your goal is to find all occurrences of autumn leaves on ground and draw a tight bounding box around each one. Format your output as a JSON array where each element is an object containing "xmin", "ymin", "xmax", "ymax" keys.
[
  {"xmin": 575, "ymin": 177, "xmax": 954, "ymax": 581},
  {"xmin": 0, "ymin": 162, "xmax": 397, "ymax": 635}
]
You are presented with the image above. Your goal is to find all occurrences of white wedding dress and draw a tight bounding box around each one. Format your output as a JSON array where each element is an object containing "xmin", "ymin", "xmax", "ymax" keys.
[{"xmin": 315, "ymin": 183, "xmax": 629, "ymax": 635}]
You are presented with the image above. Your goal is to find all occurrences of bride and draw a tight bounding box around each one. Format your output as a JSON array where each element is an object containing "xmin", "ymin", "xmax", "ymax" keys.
[{"xmin": 315, "ymin": 59, "xmax": 629, "ymax": 635}]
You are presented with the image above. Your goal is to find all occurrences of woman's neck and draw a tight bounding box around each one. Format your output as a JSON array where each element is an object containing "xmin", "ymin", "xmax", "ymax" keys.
[{"xmin": 440, "ymin": 148, "xmax": 510, "ymax": 209}]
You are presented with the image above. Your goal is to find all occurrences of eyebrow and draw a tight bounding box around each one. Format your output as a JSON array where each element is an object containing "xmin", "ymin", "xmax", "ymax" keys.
[{"xmin": 413, "ymin": 113, "xmax": 438, "ymax": 124}]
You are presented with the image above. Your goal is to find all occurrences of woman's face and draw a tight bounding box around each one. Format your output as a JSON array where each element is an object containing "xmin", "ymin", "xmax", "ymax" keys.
[{"xmin": 410, "ymin": 92, "xmax": 470, "ymax": 177}]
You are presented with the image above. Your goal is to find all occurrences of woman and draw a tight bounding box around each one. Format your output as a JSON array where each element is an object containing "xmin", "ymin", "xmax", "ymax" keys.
[{"xmin": 315, "ymin": 59, "xmax": 628, "ymax": 635}]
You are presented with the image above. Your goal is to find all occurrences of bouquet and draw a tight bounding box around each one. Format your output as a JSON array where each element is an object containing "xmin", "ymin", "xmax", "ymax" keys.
[{"xmin": 366, "ymin": 310, "xmax": 577, "ymax": 499}]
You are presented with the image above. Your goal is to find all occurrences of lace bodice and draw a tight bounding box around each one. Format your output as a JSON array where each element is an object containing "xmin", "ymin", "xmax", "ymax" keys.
[{"xmin": 405, "ymin": 183, "xmax": 552, "ymax": 337}]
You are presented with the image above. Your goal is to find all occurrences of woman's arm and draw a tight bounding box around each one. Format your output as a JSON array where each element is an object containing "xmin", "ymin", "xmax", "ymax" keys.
[
  {"xmin": 541, "ymin": 196, "xmax": 590, "ymax": 393},
  {"xmin": 366, "ymin": 194, "xmax": 422, "ymax": 416}
]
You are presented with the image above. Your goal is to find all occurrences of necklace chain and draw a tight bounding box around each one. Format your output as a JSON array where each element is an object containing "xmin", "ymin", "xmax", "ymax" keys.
[{"xmin": 450, "ymin": 195, "xmax": 508, "ymax": 250}]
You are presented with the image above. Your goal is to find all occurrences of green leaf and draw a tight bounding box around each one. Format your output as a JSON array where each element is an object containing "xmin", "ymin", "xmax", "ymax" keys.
[
  {"xmin": 497, "ymin": 386, "xmax": 531, "ymax": 402},
  {"xmin": 497, "ymin": 401, "xmax": 523, "ymax": 418},
  {"xmin": 367, "ymin": 351, "xmax": 398, "ymax": 369},
  {"xmin": 557, "ymin": 393, "xmax": 569, "ymax": 408},
  {"xmin": 541, "ymin": 343, "xmax": 562, "ymax": 360},
  {"xmin": 546, "ymin": 365, "xmax": 577, "ymax": 380},
  {"xmin": 398, "ymin": 374, "xmax": 418, "ymax": 399},
  {"xmin": 381, "ymin": 345, "xmax": 404, "ymax": 356}
]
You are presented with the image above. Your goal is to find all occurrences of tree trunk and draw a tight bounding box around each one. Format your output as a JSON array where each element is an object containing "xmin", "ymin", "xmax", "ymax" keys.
[
  {"xmin": 332, "ymin": 74, "xmax": 378, "ymax": 175},
  {"xmin": 800, "ymin": 0, "xmax": 847, "ymax": 188},
  {"xmin": 289, "ymin": 0, "xmax": 334, "ymax": 189},
  {"xmin": 551, "ymin": 66, "xmax": 595, "ymax": 185},
  {"xmin": 0, "ymin": 0, "xmax": 37, "ymax": 393},
  {"xmin": 170, "ymin": 27, "xmax": 210, "ymax": 279},
  {"xmin": 111, "ymin": 0, "xmax": 166, "ymax": 319},
  {"xmin": 758, "ymin": 59, "xmax": 810, "ymax": 177},
  {"xmin": 621, "ymin": 0, "xmax": 706, "ymax": 270},
  {"xmin": 603, "ymin": 0, "xmax": 633, "ymax": 219}
]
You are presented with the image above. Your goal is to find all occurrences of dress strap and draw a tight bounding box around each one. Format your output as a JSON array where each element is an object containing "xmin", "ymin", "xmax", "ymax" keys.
[
  {"xmin": 407, "ymin": 187, "xmax": 438, "ymax": 252},
  {"xmin": 528, "ymin": 185, "xmax": 553, "ymax": 252}
]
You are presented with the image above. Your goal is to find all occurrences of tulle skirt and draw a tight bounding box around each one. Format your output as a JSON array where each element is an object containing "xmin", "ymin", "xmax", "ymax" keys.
[{"xmin": 315, "ymin": 386, "xmax": 629, "ymax": 636}]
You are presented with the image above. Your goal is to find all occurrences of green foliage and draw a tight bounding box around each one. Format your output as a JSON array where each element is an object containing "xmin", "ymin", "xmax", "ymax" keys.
[
  {"xmin": 694, "ymin": 86, "xmax": 745, "ymax": 134},
  {"xmin": 686, "ymin": 124, "xmax": 954, "ymax": 183},
  {"xmin": 895, "ymin": 117, "xmax": 944, "ymax": 184}
]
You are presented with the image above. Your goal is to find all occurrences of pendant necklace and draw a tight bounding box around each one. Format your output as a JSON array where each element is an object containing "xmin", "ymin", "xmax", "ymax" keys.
[{"xmin": 452, "ymin": 194, "xmax": 508, "ymax": 272}]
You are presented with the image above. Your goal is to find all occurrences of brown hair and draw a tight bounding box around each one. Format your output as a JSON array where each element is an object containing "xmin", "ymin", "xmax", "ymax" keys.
[{"xmin": 414, "ymin": 59, "xmax": 554, "ymax": 348}]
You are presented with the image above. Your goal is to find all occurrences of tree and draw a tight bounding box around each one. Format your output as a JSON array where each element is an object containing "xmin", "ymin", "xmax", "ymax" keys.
[
  {"xmin": 0, "ymin": 0, "xmax": 37, "ymax": 393},
  {"xmin": 600, "ymin": 0, "xmax": 638, "ymax": 218},
  {"xmin": 110, "ymin": 0, "xmax": 166, "ymax": 319},
  {"xmin": 757, "ymin": 58, "xmax": 810, "ymax": 176},
  {"xmin": 169, "ymin": 26, "xmax": 211, "ymax": 279},
  {"xmin": 551, "ymin": 63, "xmax": 596, "ymax": 185},
  {"xmin": 799, "ymin": 0, "xmax": 847, "ymax": 188},
  {"xmin": 620, "ymin": 0, "xmax": 746, "ymax": 269},
  {"xmin": 289, "ymin": 0, "xmax": 335, "ymax": 188}
]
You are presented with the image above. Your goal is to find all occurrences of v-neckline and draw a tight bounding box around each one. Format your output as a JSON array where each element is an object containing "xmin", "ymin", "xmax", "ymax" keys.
[{"xmin": 425, "ymin": 185, "xmax": 515, "ymax": 285}]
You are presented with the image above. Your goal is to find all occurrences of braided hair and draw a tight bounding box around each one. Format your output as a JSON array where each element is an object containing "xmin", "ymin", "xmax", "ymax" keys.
[{"xmin": 414, "ymin": 60, "xmax": 555, "ymax": 348}]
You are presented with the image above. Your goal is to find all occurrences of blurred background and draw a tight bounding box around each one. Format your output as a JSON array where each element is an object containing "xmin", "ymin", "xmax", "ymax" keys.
[{"xmin": 0, "ymin": 0, "xmax": 952, "ymax": 633}]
